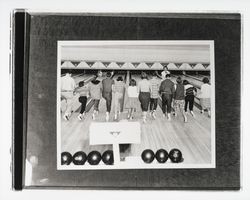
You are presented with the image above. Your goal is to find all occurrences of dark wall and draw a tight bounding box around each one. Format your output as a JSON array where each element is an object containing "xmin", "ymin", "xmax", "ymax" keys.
[{"xmin": 26, "ymin": 14, "xmax": 241, "ymax": 189}]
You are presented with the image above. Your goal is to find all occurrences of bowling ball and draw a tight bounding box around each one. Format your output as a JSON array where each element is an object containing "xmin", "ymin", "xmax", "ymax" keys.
[
  {"xmin": 61, "ymin": 152, "xmax": 73, "ymax": 165},
  {"xmin": 102, "ymin": 150, "xmax": 114, "ymax": 165},
  {"xmin": 72, "ymin": 151, "xmax": 87, "ymax": 165},
  {"xmin": 141, "ymin": 149, "xmax": 155, "ymax": 163},
  {"xmin": 169, "ymin": 148, "xmax": 183, "ymax": 163},
  {"xmin": 155, "ymin": 149, "xmax": 168, "ymax": 163},
  {"xmin": 87, "ymin": 151, "xmax": 102, "ymax": 165}
]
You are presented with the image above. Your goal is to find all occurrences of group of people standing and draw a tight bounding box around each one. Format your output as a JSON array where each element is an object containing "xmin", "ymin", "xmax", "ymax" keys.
[
  {"xmin": 61, "ymin": 67, "xmax": 211, "ymax": 123},
  {"xmin": 61, "ymin": 71, "xmax": 126, "ymax": 122}
]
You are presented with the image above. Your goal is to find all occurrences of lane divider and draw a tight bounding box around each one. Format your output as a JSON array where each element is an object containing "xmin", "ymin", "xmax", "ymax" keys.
[{"xmin": 121, "ymin": 71, "xmax": 129, "ymax": 112}]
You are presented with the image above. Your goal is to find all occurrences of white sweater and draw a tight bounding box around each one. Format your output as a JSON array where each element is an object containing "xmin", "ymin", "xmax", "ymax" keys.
[
  {"xmin": 200, "ymin": 83, "xmax": 211, "ymax": 98},
  {"xmin": 127, "ymin": 86, "xmax": 139, "ymax": 98}
]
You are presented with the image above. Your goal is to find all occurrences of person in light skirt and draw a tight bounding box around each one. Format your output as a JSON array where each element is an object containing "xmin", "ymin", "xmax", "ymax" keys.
[{"xmin": 126, "ymin": 79, "xmax": 139, "ymax": 120}]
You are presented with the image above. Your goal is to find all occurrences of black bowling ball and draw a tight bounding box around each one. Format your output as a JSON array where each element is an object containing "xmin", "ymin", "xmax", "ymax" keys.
[
  {"xmin": 141, "ymin": 149, "xmax": 155, "ymax": 163},
  {"xmin": 72, "ymin": 151, "xmax": 87, "ymax": 165},
  {"xmin": 87, "ymin": 151, "xmax": 102, "ymax": 165},
  {"xmin": 61, "ymin": 152, "xmax": 73, "ymax": 165},
  {"xmin": 102, "ymin": 150, "xmax": 114, "ymax": 165},
  {"xmin": 155, "ymin": 149, "xmax": 168, "ymax": 163},
  {"xmin": 169, "ymin": 148, "xmax": 183, "ymax": 163}
]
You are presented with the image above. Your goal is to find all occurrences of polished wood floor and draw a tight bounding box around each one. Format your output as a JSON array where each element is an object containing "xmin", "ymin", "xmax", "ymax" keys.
[{"xmin": 60, "ymin": 73, "xmax": 212, "ymax": 165}]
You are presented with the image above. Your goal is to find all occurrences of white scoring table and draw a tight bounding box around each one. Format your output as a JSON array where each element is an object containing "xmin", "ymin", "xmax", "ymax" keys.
[{"xmin": 89, "ymin": 122, "xmax": 141, "ymax": 165}]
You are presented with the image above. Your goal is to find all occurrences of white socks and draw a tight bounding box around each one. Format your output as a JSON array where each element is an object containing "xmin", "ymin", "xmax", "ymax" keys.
[{"xmin": 106, "ymin": 112, "xmax": 109, "ymax": 122}]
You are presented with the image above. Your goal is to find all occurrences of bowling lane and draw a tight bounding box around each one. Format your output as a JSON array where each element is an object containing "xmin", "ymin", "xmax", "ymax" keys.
[
  {"xmin": 184, "ymin": 74, "xmax": 209, "ymax": 82},
  {"xmin": 127, "ymin": 74, "xmax": 211, "ymax": 164},
  {"xmin": 182, "ymin": 74, "xmax": 209, "ymax": 88},
  {"xmin": 61, "ymin": 72, "xmax": 126, "ymax": 155},
  {"xmin": 171, "ymin": 74, "xmax": 202, "ymax": 89},
  {"xmin": 61, "ymin": 73, "xmax": 90, "ymax": 83},
  {"xmin": 74, "ymin": 74, "xmax": 94, "ymax": 84},
  {"xmin": 61, "ymin": 71, "xmax": 212, "ymax": 165}
]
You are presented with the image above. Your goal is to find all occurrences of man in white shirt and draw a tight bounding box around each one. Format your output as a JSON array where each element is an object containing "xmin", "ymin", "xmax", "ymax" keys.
[
  {"xmin": 61, "ymin": 71, "xmax": 76, "ymax": 120},
  {"xmin": 199, "ymin": 77, "xmax": 211, "ymax": 117},
  {"xmin": 161, "ymin": 66, "xmax": 170, "ymax": 80}
]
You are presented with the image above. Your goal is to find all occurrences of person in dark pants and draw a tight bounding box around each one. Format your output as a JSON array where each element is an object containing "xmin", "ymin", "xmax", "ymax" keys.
[
  {"xmin": 149, "ymin": 71, "xmax": 160, "ymax": 119},
  {"xmin": 183, "ymin": 80, "xmax": 197, "ymax": 117},
  {"xmin": 102, "ymin": 72, "xmax": 114, "ymax": 121},
  {"xmin": 159, "ymin": 74, "xmax": 175, "ymax": 121},
  {"xmin": 75, "ymin": 81, "xmax": 89, "ymax": 120},
  {"xmin": 112, "ymin": 76, "xmax": 126, "ymax": 121},
  {"xmin": 138, "ymin": 72, "xmax": 151, "ymax": 123}
]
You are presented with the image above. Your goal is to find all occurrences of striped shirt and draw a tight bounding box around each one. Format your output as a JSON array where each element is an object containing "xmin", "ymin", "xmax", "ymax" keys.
[
  {"xmin": 150, "ymin": 78, "xmax": 160, "ymax": 98},
  {"xmin": 184, "ymin": 84, "xmax": 197, "ymax": 96}
]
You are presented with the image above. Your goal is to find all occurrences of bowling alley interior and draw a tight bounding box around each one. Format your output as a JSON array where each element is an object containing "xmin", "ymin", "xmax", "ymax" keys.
[{"xmin": 58, "ymin": 41, "xmax": 215, "ymax": 169}]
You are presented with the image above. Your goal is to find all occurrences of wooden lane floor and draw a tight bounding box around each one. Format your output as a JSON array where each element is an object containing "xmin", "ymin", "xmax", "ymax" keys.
[
  {"xmin": 182, "ymin": 74, "xmax": 211, "ymax": 88},
  {"xmin": 60, "ymin": 72, "xmax": 212, "ymax": 165},
  {"xmin": 183, "ymin": 74, "xmax": 209, "ymax": 82},
  {"xmin": 127, "ymin": 74, "xmax": 211, "ymax": 164},
  {"xmin": 60, "ymin": 97, "xmax": 112, "ymax": 154},
  {"xmin": 73, "ymin": 74, "xmax": 94, "ymax": 84},
  {"xmin": 60, "ymin": 73, "xmax": 127, "ymax": 155}
]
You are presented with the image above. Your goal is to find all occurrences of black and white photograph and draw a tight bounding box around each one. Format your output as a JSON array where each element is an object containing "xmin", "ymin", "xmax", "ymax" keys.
[
  {"xmin": 1, "ymin": 0, "xmax": 250, "ymax": 196},
  {"xmin": 6, "ymin": 9, "xmax": 242, "ymax": 191},
  {"xmin": 57, "ymin": 40, "xmax": 215, "ymax": 169}
]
